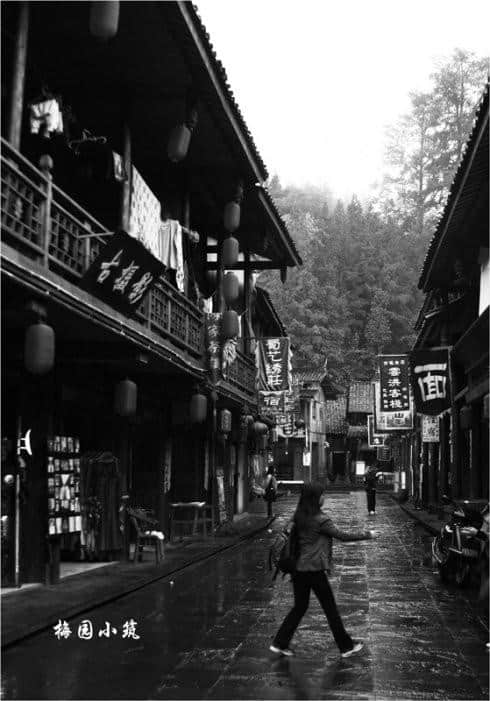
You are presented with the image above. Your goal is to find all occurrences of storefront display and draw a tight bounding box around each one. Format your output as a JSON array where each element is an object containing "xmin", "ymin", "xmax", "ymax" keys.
[{"xmin": 47, "ymin": 435, "xmax": 82, "ymax": 535}]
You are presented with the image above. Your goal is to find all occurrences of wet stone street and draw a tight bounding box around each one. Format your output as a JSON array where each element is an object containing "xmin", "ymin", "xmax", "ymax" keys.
[{"xmin": 1, "ymin": 492, "xmax": 488, "ymax": 700}]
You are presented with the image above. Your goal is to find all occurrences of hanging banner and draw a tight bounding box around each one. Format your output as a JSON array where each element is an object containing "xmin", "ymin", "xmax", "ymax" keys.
[
  {"xmin": 422, "ymin": 415, "xmax": 440, "ymax": 442},
  {"xmin": 205, "ymin": 313, "xmax": 222, "ymax": 378},
  {"xmin": 256, "ymin": 338, "xmax": 292, "ymax": 391},
  {"xmin": 378, "ymin": 355, "xmax": 411, "ymax": 412},
  {"xmin": 374, "ymin": 381, "xmax": 413, "ymax": 432},
  {"xmin": 82, "ymin": 230, "xmax": 165, "ymax": 316},
  {"xmin": 367, "ymin": 415, "xmax": 387, "ymax": 448},
  {"xmin": 409, "ymin": 349, "xmax": 451, "ymax": 415}
]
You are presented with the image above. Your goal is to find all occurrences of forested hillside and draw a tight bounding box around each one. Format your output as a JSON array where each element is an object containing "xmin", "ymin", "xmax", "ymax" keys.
[{"xmin": 259, "ymin": 50, "xmax": 488, "ymax": 384}]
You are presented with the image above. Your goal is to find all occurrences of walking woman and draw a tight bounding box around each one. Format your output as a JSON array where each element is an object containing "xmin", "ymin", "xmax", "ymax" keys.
[
  {"xmin": 263, "ymin": 466, "xmax": 278, "ymax": 518},
  {"xmin": 364, "ymin": 463, "xmax": 379, "ymax": 515},
  {"xmin": 270, "ymin": 483, "xmax": 375, "ymax": 658}
]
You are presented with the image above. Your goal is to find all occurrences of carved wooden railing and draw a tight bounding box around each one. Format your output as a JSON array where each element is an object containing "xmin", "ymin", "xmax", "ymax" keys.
[
  {"xmin": 226, "ymin": 349, "xmax": 257, "ymax": 400},
  {"xmin": 0, "ymin": 138, "xmax": 203, "ymax": 357}
]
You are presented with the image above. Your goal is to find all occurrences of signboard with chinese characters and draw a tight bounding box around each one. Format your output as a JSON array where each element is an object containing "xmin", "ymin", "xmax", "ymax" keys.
[
  {"xmin": 409, "ymin": 349, "xmax": 451, "ymax": 415},
  {"xmin": 367, "ymin": 415, "xmax": 387, "ymax": 448},
  {"xmin": 378, "ymin": 355, "xmax": 410, "ymax": 412},
  {"xmin": 373, "ymin": 381, "xmax": 413, "ymax": 432},
  {"xmin": 256, "ymin": 338, "xmax": 292, "ymax": 391},
  {"xmin": 82, "ymin": 230, "xmax": 165, "ymax": 315},
  {"xmin": 205, "ymin": 313, "xmax": 222, "ymax": 378},
  {"xmin": 422, "ymin": 415, "xmax": 440, "ymax": 442}
]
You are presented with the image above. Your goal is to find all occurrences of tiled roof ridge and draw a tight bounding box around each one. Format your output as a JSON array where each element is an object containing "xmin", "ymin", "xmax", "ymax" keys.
[{"xmin": 418, "ymin": 82, "xmax": 489, "ymax": 290}]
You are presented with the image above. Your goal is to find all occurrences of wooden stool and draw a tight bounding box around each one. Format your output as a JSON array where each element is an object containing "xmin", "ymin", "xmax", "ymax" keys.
[{"xmin": 169, "ymin": 502, "xmax": 213, "ymax": 541}]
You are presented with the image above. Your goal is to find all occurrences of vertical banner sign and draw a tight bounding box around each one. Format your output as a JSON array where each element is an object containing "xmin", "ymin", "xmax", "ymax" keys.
[
  {"xmin": 409, "ymin": 349, "xmax": 451, "ymax": 415},
  {"xmin": 82, "ymin": 230, "xmax": 166, "ymax": 315},
  {"xmin": 205, "ymin": 313, "xmax": 222, "ymax": 379},
  {"xmin": 367, "ymin": 415, "xmax": 387, "ymax": 447},
  {"xmin": 422, "ymin": 415, "xmax": 440, "ymax": 442},
  {"xmin": 256, "ymin": 338, "xmax": 292, "ymax": 391},
  {"xmin": 374, "ymin": 380, "xmax": 413, "ymax": 432},
  {"xmin": 378, "ymin": 355, "xmax": 410, "ymax": 412}
]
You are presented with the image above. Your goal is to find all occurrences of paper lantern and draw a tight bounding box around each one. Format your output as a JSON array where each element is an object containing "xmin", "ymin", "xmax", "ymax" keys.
[
  {"xmin": 223, "ymin": 272, "xmax": 239, "ymax": 304},
  {"xmin": 167, "ymin": 123, "xmax": 191, "ymax": 163},
  {"xmin": 114, "ymin": 379, "xmax": 137, "ymax": 416},
  {"xmin": 190, "ymin": 392, "xmax": 207, "ymax": 423},
  {"xmin": 222, "ymin": 236, "xmax": 239, "ymax": 267},
  {"xmin": 295, "ymin": 418, "xmax": 306, "ymax": 429},
  {"xmin": 222, "ymin": 310, "xmax": 239, "ymax": 339},
  {"xmin": 89, "ymin": 1, "xmax": 120, "ymax": 40},
  {"xmin": 24, "ymin": 322, "xmax": 55, "ymax": 374},
  {"xmin": 223, "ymin": 200, "xmax": 240, "ymax": 233},
  {"xmin": 219, "ymin": 409, "xmax": 232, "ymax": 433},
  {"xmin": 252, "ymin": 421, "xmax": 268, "ymax": 436}
]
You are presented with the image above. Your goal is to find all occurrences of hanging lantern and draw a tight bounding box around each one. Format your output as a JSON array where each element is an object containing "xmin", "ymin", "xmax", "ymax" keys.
[
  {"xmin": 219, "ymin": 409, "xmax": 232, "ymax": 434},
  {"xmin": 295, "ymin": 418, "xmax": 306, "ymax": 429},
  {"xmin": 24, "ymin": 322, "xmax": 55, "ymax": 375},
  {"xmin": 253, "ymin": 421, "xmax": 268, "ymax": 436},
  {"xmin": 189, "ymin": 392, "xmax": 207, "ymax": 424},
  {"xmin": 167, "ymin": 123, "xmax": 191, "ymax": 163},
  {"xmin": 223, "ymin": 200, "xmax": 240, "ymax": 233},
  {"xmin": 114, "ymin": 379, "xmax": 137, "ymax": 417},
  {"xmin": 222, "ymin": 235, "xmax": 239, "ymax": 267},
  {"xmin": 222, "ymin": 310, "xmax": 239, "ymax": 339},
  {"xmin": 89, "ymin": 1, "xmax": 120, "ymax": 40},
  {"xmin": 223, "ymin": 272, "xmax": 239, "ymax": 304}
]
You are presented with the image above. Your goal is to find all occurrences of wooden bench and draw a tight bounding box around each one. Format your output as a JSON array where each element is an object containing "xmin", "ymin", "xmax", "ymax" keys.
[
  {"xmin": 169, "ymin": 502, "xmax": 213, "ymax": 541},
  {"xmin": 127, "ymin": 507, "xmax": 164, "ymax": 564}
]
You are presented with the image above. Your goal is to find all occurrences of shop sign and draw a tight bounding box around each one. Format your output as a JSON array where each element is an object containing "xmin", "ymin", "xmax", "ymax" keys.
[
  {"xmin": 422, "ymin": 414, "xmax": 440, "ymax": 443},
  {"xmin": 367, "ymin": 415, "xmax": 387, "ymax": 448},
  {"xmin": 82, "ymin": 230, "xmax": 165, "ymax": 315},
  {"xmin": 378, "ymin": 355, "xmax": 410, "ymax": 412},
  {"xmin": 205, "ymin": 313, "xmax": 222, "ymax": 378},
  {"xmin": 216, "ymin": 468, "xmax": 227, "ymax": 524},
  {"xmin": 374, "ymin": 381, "xmax": 413, "ymax": 432},
  {"xmin": 256, "ymin": 338, "xmax": 292, "ymax": 391},
  {"xmin": 377, "ymin": 446, "xmax": 391, "ymax": 462},
  {"xmin": 410, "ymin": 349, "xmax": 451, "ymax": 416}
]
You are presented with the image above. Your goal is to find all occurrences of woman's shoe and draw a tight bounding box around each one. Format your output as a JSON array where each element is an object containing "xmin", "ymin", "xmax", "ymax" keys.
[
  {"xmin": 341, "ymin": 641, "xmax": 364, "ymax": 658},
  {"xmin": 269, "ymin": 644, "xmax": 294, "ymax": 657}
]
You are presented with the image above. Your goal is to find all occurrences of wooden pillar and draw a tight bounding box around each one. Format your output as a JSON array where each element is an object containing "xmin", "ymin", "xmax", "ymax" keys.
[
  {"xmin": 215, "ymin": 237, "xmax": 224, "ymax": 313},
  {"xmin": 427, "ymin": 442, "xmax": 435, "ymax": 505},
  {"xmin": 244, "ymin": 249, "xmax": 252, "ymax": 355},
  {"xmin": 120, "ymin": 121, "xmax": 131, "ymax": 231},
  {"xmin": 469, "ymin": 405, "xmax": 480, "ymax": 498},
  {"xmin": 8, "ymin": 1, "xmax": 29, "ymax": 150}
]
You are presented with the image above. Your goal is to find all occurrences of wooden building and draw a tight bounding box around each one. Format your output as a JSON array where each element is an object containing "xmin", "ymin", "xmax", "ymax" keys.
[
  {"xmin": 412, "ymin": 85, "xmax": 488, "ymax": 506},
  {"xmin": 0, "ymin": 2, "xmax": 301, "ymax": 586}
]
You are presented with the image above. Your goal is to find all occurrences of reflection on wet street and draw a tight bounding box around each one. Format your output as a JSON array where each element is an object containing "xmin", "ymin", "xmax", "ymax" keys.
[{"xmin": 2, "ymin": 492, "xmax": 488, "ymax": 700}]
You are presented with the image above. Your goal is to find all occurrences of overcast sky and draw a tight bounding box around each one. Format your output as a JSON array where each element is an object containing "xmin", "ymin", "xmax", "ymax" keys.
[{"xmin": 197, "ymin": 0, "xmax": 489, "ymax": 200}]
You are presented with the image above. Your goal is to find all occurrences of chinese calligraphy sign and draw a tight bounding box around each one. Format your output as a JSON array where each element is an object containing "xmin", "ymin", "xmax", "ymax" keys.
[
  {"xmin": 256, "ymin": 338, "xmax": 291, "ymax": 392},
  {"xmin": 378, "ymin": 355, "xmax": 410, "ymax": 412},
  {"xmin": 422, "ymin": 415, "xmax": 440, "ymax": 442},
  {"xmin": 82, "ymin": 230, "xmax": 165, "ymax": 316},
  {"xmin": 409, "ymin": 349, "xmax": 451, "ymax": 415}
]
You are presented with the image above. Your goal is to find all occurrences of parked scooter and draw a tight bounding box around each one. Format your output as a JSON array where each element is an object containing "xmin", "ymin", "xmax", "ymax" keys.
[{"xmin": 432, "ymin": 495, "xmax": 489, "ymax": 588}]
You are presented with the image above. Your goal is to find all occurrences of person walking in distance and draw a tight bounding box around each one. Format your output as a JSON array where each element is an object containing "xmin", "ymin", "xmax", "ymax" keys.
[
  {"xmin": 364, "ymin": 463, "xmax": 379, "ymax": 515},
  {"xmin": 270, "ymin": 483, "xmax": 375, "ymax": 658},
  {"xmin": 263, "ymin": 466, "xmax": 278, "ymax": 518}
]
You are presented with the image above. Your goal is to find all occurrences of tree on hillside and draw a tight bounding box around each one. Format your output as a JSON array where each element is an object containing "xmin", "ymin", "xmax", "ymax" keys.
[{"xmin": 365, "ymin": 289, "xmax": 392, "ymax": 355}]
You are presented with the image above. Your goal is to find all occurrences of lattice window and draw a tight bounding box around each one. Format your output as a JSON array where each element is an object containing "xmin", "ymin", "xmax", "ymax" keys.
[
  {"xmin": 170, "ymin": 303, "xmax": 187, "ymax": 342},
  {"xmin": 1, "ymin": 162, "xmax": 44, "ymax": 247},
  {"xmin": 150, "ymin": 285, "xmax": 169, "ymax": 331},
  {"xmin": 50, "ymin": 203, "xmax": 86, "ymax": 275}
]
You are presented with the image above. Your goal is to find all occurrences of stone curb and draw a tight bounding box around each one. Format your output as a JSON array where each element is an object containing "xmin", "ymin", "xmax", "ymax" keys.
[
  {"xmin": 390, "ymin": 496, "xmax": 440, "ymax": 536},
  {"xmin": 1, "ymin": 516, "xmax": 276, "ymax": 649}
]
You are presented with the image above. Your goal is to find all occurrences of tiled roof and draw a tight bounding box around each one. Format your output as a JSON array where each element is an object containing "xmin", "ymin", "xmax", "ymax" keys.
[
  {"xmin": 418, "ymin": 84, "xmax": 489, "ymax": 291},
  {"xmin": 348, "ymin": 382, "xmax": 374, "ymax": 414},
  {"xmin": 347, "ymin": 425, "xmax": 368, "ymax": 438},
  {"xmin": 324, "ymin": 395, "xmax": 347, "ymax": 435},
  {"xmin": 255, "ymin": 286, "xmax": 287, "ymax": 336},
  {"xmin": 295, "ymin": 368, "xmax": 328, "ymax": 384}
]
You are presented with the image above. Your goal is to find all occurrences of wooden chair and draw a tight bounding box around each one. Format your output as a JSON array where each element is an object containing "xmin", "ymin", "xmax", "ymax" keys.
[{"xmin": 127, "ymin": 507, "xmax": 164, "ymax": 564}]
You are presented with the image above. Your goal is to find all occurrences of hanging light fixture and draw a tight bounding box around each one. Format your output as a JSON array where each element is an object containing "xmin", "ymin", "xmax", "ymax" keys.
[
  {"xmin": 252, "ymin": 421, "xmax": 268, "ymax": 436},
  {"xmin": 189, "ymin": 390, "xmax": 207, "ymax": 424},
  {"xmin": 223, "ymin": 181, "xmax": 243, "ymax": 233},
  {"xmin": 295, "ymin": 418, "xmax": 306, "ymax": 429},
  {"xmin": 223, "ymin": 272, "xmax": 239, "ymax": 304},
  {"xmin": 24, "ymin": 320, "xmax": 55, "ymax": 375},
  {"xmin": 89, "ymin": 1, "xmax": 120, "ymax": 40},
  {"xmin": 167, "ymin": 102, "xmax": 198, "ymax": 163},
  {"xmin": 222, "ymin": 235, "xmax": 239, "ymax": 267},
  {"xmin": 222, "ymin": 310, "xmax": 239, "ymax": 339},
  {"xmin": 114, "ymin": 379, "xmax": 137, "ymax": 417}
]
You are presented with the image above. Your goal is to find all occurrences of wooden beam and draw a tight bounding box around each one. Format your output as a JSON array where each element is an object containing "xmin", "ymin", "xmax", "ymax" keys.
[
  {"xmin": 8, "ymin": 2, "xmax": 29, "ymax": 150},
  {"xmin": 206, "ymin": 261, "xmax": 287, "ymax": 271}
]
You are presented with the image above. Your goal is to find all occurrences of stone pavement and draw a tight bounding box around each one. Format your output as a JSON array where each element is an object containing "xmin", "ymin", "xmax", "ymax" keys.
[
  {"xmin": 1, "ymin": 512, "xmax": 274, "ymax": 648},
  {"xmin": 1, "ymin": 492, "xmax": 488, "ymax": 700}
]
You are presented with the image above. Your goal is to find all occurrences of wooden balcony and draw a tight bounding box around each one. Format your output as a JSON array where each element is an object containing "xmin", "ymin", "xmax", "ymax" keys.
[
  {"xmin": 226, "ymin": 349, "xmax": 257, "ymax": 401},
  {"xmin": 1, "ymin": 138, "xmax": 203, "ymax": 358}
]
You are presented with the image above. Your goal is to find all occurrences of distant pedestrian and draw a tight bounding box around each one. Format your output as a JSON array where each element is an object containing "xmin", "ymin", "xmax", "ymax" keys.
[
  {"xmin": 364, "ymin": 463, "xmax": 379, "ymax": 515},
  {"xmin": 270, "ymin": 482, "xmax": 375, "ymax": 658},
  {"xmin": 263, "ymin": 467, "xmax": 278, "ymax": 518}
]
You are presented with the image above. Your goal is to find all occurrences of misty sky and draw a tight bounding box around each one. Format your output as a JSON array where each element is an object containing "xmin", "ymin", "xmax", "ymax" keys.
[{"xmin": 197, "ymin": 0, "xmax": 489, "ymax": 200}]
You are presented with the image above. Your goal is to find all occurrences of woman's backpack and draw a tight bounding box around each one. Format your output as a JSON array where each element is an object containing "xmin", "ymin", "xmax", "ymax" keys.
[{"xmin": 268, "ymin": 525, "xmax": 299, "ymax": 580}]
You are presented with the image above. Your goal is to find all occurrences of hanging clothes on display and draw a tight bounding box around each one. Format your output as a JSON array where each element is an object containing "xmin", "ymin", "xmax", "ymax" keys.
[
  {"xmin": 159, "ymin": 219, "xmax": 184, "ymax": 292},
  {"xmin": 29, "ymin": 98, "xmax": 64, "ymax": 136},
  {"xmin": 128, "ymin": 167, "xmax": 162, "ymax": 259},
  {"xmin": 80, "ymin": 451, "xmax": 121, "ymax": 560}
]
